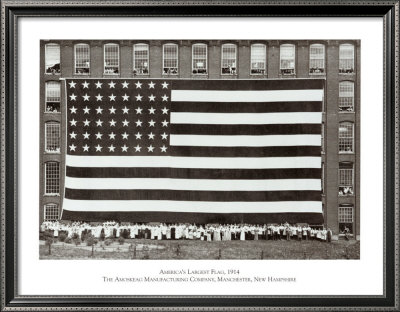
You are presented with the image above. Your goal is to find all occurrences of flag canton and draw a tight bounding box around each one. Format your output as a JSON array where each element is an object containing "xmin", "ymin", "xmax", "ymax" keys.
[{"xmin": 66, "ymin": 79, "xmax": 171, "ymax": 156}]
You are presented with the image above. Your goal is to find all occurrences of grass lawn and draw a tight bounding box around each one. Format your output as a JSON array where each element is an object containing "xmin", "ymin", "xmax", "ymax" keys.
[{"xmin": 40, "ymin": 238, "xmax": 360, "ymax": 260}]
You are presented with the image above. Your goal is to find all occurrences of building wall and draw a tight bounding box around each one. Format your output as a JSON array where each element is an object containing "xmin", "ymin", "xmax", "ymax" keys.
[{"xmin": 40, "ymin": 39, "xmax": 361, "ymax": 239}]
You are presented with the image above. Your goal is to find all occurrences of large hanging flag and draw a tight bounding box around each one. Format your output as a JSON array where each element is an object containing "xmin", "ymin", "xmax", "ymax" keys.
[{"xmin": 61, "ymin": 79, "xmax": 324, "ymax": 224}]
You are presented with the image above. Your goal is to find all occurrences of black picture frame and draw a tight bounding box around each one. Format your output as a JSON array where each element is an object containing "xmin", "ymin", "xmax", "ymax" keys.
[{"xmin": 1, "ymin": 1, "xmax": 398, "ymax": 311}]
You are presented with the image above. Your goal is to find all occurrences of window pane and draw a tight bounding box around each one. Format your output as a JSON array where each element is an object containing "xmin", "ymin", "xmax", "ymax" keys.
[
  {"xmin": 339, "ymin": 122, "xmax": 354, "ymax": 153},
  {"xmin": 250, "ymin": 44, "xmax": 266, "ymax": 74},
  {"xmin": 221, "ymin": 44, "xmax": 237, "ymax": 75},
  {"xmin": 45, "ymin": 81, "xmax": 61, "ymax": 113},
  {"xmin": 309, "ymin": 44, "xmax": 325, "ymax": 73},
  {"xmin": 339, "ymin": 81, "xmax": 354, "ymax": 112},
  {"xmin": 75, "ymin": 44, "xmax": 90, "ymax": 74},
  {"xmin": 104, "ymin": 44, "xmax": 119, "ymax": 74},
  {"xmin": 192, "ymin": 44, "xmax": 207, "ymax": 74},
  {"xmin": 280, "ymin": 44, "xmax": 295, "ymax": 75},
  {"xmin": 339, "ymin": 44, "xmax": 354, "ymax": 73},
  {"xmin": 133, "ymin": 44, "xmax": 149, "ymax": 75},
  {"xmin": 45, "ymin": 122, "xmax": 60, "ymax": 153},
  {"xmin": 45, "ymin": 44, "xmax": 60, "ymax": 74},
  {"xmin": 339, "ymin": 163, "xmax": 354, "ymax": 196},
  {"xmin": 45, "ymin": 162, "xmax": 59, "ymax": 195},
  {"xmin": 163, "ymin": 44, "xmax": 178, "ymax": 75},
  {"xmin": 338, "ymin": 206, "xmax": 354, "ymax": 233},
  {"xmin": 44, "ymin": 203, "xmax": 59, "ymax": 221}
]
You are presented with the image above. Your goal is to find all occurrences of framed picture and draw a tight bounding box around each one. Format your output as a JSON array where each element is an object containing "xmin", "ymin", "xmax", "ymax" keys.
[{"xmin": 1, "ymin": 1, "xmax": 398, "ymax": 311}]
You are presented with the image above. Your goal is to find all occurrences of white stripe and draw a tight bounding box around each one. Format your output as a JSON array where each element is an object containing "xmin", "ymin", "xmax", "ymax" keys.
[
  {"xmin": 171, "ymin": 89, "xmax": 324, "ymax": 102},
  {"xmin": 170, "ymin": 135, "xmax": 321, "ymax": 147},
  {"xmin": 65, "ymin": 178, "xmax": 321, "ymax": 191},
  {"xmin": 170, "ymin": 112, "xmax": 322, "ymax": 125},
  {"xmin": 62, "ymin": 199, "xmax": 323, "ymax": 213},
  {"xmin": 66, "ymin": 155, "xmax": 322, "ymax": 169}
]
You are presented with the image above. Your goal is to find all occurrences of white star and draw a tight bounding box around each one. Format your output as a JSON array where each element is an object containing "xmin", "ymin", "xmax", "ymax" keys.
[
  {"xmin": 95, "ymin": 81, "xmax": 103, "ymax": 89},
  {"xmin": 148, "ymin": 120, "xmax": 156, "ymax": 127},
  {"xmin": 83, "ymin": 132, "xmax": 90, "ymax": 139},
  {"xmin": 135, "ymin": 94, "xmax": 143, "ymax": 101},
  {"xmin": 135, "ymin": 107, "xmax": 143, "ymax": 114},
  {"xmin": 108, "ymin": 145, "xmax": 116, "ymax": 152},
  {"xmin": 69, "ymin": 94, "xmax": 77, "ymax": 101},
  {"xmin": 82, "ymin": 144, "xmax": 89, "ymax": 152},
  {"xmin": 122, "ymin": 119, "xmax": 129, "ymax": 127},
  {"xmin": 95, "ymin": 144, "xmax": 102, "ymax": 152},
  {"xmin": 162, "ymin": 119, "xmax": 169, "ymax": 127},
  {"xmin": 135, "ymin": 132, "xmax": 142, "ymax": 140},
  {"xmin": 134, "ymin": 145, "xmax": 142, "ymax": 152},
  {"xmin": 108, "ymin": 132, "xmax": 116, "ymax": 140},
  {"xmin": 121, "ymin": 145, "xmax": 128, "ymax": 152},
  {"xmin": 135, "ymin": 120, "xmax": 142, "ymax": 127},
  {"xmin": 95, "ymin": 132, "xmax": 103, "ymax": 140},
  {"xmin": 148, "ymin": 94, "xmax": 156, "ymax": 101},
  {"xmin": 147, "ymin": 145, "xmax": 154, "ymax": 152},
  {"xmin": 109, "ymin": 119, "xmax": 116, "ymax": 127},
  {"xmin": 83, "ymin": 106, "xmax": 90, "ymax": 114},
  {"xmin": 108, "ymin": 81, "xmax": 116, "ymax": 88},
  {"xmin": 109, "ymin": 106, "xmax": 116, "ymax": 114},
  {"xmin": 135, "ymin": 81, "xmax": 142, "ymax": 89},
  {"xmin": 148, "ymin": 81, "xmax": 155, "ymax": 89},
  {"xmin": 69, "ymin": 106, "xmax": 77, "ymax": 114},
  {"xmin": 69, "ymin": 131, "xmax": 77, "ymax": 139},
  {"xmin": 83, "ymin": 119, "xmax": 91, "ymax": 127},
  {"xmin": 69, "ymin": 144, "xmax": 76, "ymax": 152},
  {"xmin": 122, "ymin": 81, "xmax": 129, "ymax": 88},
  {"xmin": 68, "ymin": 81, "xmax": 76, "ymax": 88},
  {"xmin": 160, "ymin": 145, "xmax": 168, "ymax": 153},
  {"xmin": 161, "ymin": 132, "xmax": 168, "ymax": 140},
  {"xmin": 162, "ymin": 82, "xmax": 169, "ymax": 89},
  {"xmin": 161, "ymin": 107, "xmax": 169, "ymax": 114},
  {"xmin": 96, "ymin": 106, "xmax": 103, "ymax": 114},
  {"xmin": 122, "ymin": 94, "xmax": 129, "ymax": 101},
  {"xmin": 148, "ymin": 107, "xmax": 156, "ymax": 114},
  {"xmin": 96, "ymin": 94, "xmax": 103, "ymax": 101},
  {"xmin": 148, "ymin": 132, "xmax": 155, "ymax": 140},
  {"xmin": 96, "ymin": 119, "xmax": 103, "ymax": 127},
  {"xmin": 69, "ymin": 119, "xmax": 77, "ymax": 126},
  {"xmin": 109, "ymin": 94, "xmax": 116, "ymax": 101},
  {"xmin": 122, "ymin": 106, "xmax": 129, "ymax": 114},
  {"xmin": 122, "ymin": 132, "xmax": 129, "ymax": 140},
  {"xmin": 82, "ymin": 81, "xmax": 89, "ymax": 89},
  {"xmin": 83, "ymin": 94, "xmax": 90, "ymax": 101},
  {"xmin": 162, "ymin": 94, "xmax": 169, "ymax": 102}
]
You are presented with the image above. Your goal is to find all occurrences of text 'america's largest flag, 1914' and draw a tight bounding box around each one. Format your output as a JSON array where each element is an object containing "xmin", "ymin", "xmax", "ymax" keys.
[{"xmin": 61, "ymin": 78, "xmax": 324, "ymax": 224}]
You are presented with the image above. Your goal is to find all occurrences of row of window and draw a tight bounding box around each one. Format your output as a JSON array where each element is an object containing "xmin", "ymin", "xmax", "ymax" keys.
[{"xmin": 45, "ymin": 42, "xmax": 356, "ymax": 76}]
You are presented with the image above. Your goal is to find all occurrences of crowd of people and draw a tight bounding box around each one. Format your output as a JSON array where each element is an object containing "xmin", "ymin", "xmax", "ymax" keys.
[{"xmin": 41, "ymin": 221, "xmax": 333, "ymax": 242}]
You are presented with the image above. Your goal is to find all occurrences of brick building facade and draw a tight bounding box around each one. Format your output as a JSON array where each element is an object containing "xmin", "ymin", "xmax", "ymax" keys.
[{"xmin": 40, "ymin": 39, "xmax": 360, "ymax": 239}]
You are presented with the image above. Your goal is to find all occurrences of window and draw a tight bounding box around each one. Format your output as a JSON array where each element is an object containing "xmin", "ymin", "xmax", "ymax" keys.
[
  {"xmin": 133, "ymin": 43, "xmax": 149, "ymax": 75},
  {"xmin": 45, "ymin": 81, "xmax": 61, "ymax": 113},
  {"xmin": 45, "ymin": 43, "xmax": 60, "ymax": 74},
  {"xmin": 192, "ymin": 43, "xmax": 207, "ymax": 75},
  {"xmin": 339, "ymin": 44, "xmax": 354, "ymax": 74},
  {"xmin": 104, "ymin": 43, "xmax": 119, "ymax": 74},
  {"xmin": 45, "ymin": 162, "xmax": 59, "ymax": 195},
  {"xmin": 339, "ymin": 162, "xmax": 354, "ymax": 196},
  {"xmin": 339, "ymin": 122, "xmax": 354, "ymax": 153},
  {"xmin": 339, "ymin": 81, "xmax": 354, "ymax": 112},
  {"xmin": 44, "ymin": 203, "xmax": 59, "ymax": 221},
  {"xmin": 221, "ymin": 44, "xmax": 237, "ymax": 75},
  {"xmin": 74, "ymin": 43, "xmax": 90, "ymax": 75},
  {"xmin": 45, "ymin": 121, "xmax": 60, "ymax": 153},
  {"xmin": 309, "ymin": 44, "xmax": 325, "ymax": 74},
  {"xmin": 280, "ymin": 44, "xmax": 295, "ymax": 75},
  {"xmin": 250, "ymin": 44, "xmax": 266, "ymax": 75},
  {"xmin": 163, "ymin": 43, "xmax": 178, "ymax": 75},
  {"xmin": 338, "ymin": 205, "xmax": 354, "ymax": 233}
]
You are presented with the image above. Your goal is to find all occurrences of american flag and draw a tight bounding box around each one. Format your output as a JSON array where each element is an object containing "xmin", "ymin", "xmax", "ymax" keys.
[{"xmin": 61, "ymin": 79, "xmax": 324, "ymax": 224}]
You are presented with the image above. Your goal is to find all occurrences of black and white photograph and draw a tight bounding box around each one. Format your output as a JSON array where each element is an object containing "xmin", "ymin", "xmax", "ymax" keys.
[{"xmin": 39, "ymin": 39, "xmax": 360, "ymax": 260}]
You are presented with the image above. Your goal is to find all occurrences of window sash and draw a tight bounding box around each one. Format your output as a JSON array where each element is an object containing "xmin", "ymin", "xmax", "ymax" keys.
[
  {"xmin": 74, "ymin": 44, "xmax": 90, "ymax": 74},
  {"xmin": 339, "ymin": 123, "xmax": 354, "ymax": 153},
  {"xmin": 45, "ymin": 122, "xmax": 60, "ymax": 153},
  {"xmin": 45, "ymin": 44, "xmax": 60, "ymax": 73},
  {"xmin": 280, "ymin": 45, "xmax": 295, "ymax": 69},
  {"xmin": 339, "ymin": 45, "xmax": 354, "ymax": 71},
  {"xmin": 309, "ymin": 44, "xmax": 325, "ymax": 71},
  {"xmin": 339, "ymin": 82, "xmax": 354, "ymax": 111},
  {"xmin": 221, "ymin": 44, "xmax": 237, "ymax": 74},
  {"xmin": 133, "ymin": 44, "xmax": 149, "ymax": 74},
  {"xmin": 338, "ymin": 206, "xmax": 354, "ymax": 223},
  {"xmin": 45, "ymin": 82, "xmax": 61, "ymax": 102},
  {"xmin": 45, "ymin": 162, "xmax": 60, "ymax": 195},
  {"xmin": 104, "ymin": 44, "xmax": 119, "ymax": 74},
  {"xmin": 192, "ymin": 44, "xmax": 207, "ymax": 73},
  {"xmin": 44, "ymin": 204, "xmax": 59, "ymax": 221},
  {"xmin": 250, "ymin": 44, "xmax": 266, "ymax": 73},
  {"xmin": 163, "ymin": 44, "xmax": 178, "ymax": 74}
]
